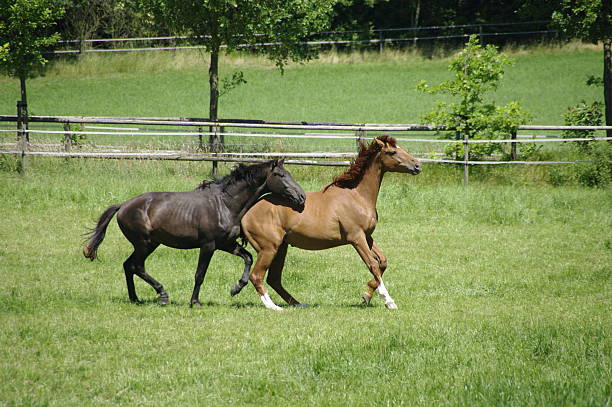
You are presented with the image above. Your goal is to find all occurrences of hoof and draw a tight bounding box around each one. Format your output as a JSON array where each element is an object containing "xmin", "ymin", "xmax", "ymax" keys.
[
  {"xmin": 290, "ymin": 303, "xmax": 309, "ymax": 308},
  {"xmin": 159, "ymin": 296, "xmax": 170, "ymax": 306},
  {"xmin": 385, "ymin": 301, "xmax": 398, "ymax": 310},
  {"xmin": 190, "ymin": 300, "xmax": 202, "ymax": 308},
  {"xmin": 230, "ymin": 284, "xmax": 242, "ymax": 297},
  {"xmin": 361, "ymin": 292, "xmax": 372, "ymax": 305}
]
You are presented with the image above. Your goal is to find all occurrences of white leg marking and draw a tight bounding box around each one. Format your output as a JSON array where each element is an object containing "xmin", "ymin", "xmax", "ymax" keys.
[
  {"xmin": 260, "ymin": 293, "xmax": 283, "ymax": 311},
  {"xmin": 377, "ymin": 281, "xmax": 398, "ymax": 309}
]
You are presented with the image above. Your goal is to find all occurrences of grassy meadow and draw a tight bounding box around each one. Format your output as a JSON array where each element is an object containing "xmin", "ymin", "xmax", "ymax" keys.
[
  {"xmin": 0, "ymin": 43, "xmax": 603, "ymax": 123},
  {"xmin": 0, "ymin": 44, "xmax": 610, "ymax": 405},
  {"xmin": 0, "ymin": 158, "xmax": 610, "ymax": 405}
]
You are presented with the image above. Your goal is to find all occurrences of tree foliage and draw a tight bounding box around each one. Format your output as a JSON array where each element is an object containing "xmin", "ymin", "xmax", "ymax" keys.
[
  {"xmin": 552, "ymin": 0, "xmax": 612, "ymax": 137},
  {"xmin": 145, "ymin": 0, "xmax": 337, "ymax": 119},
  {"xmin": 552, "ymin": 0, "xmax": 610, "ymax": 42},
  {"xmin": 418, "ymin": 35, "xmax": 531, "ymax": 160},
  {"xmin": 0, "ymin": 0, "xmax": 64, "ymax": 82}
]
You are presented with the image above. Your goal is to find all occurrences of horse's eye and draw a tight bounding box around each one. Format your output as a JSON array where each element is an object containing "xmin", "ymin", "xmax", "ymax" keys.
[
  {"xmin": 274, "ymin": 172, "xmax": 285, "ymax": 177},
  {"xmin": 386, "ymin": 151, "xmax": 397, "ymax": 156}
]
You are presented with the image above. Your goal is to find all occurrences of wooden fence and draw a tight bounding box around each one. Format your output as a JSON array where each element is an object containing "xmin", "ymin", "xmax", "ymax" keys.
[{"xmin": 1, "ymin": 113, "xmax": 611, "ymax": 185}]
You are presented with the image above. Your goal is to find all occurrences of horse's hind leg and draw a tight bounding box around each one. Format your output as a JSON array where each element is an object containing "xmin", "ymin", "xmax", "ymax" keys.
[
  {"xmin": 363, "ymin": 242, "xmax": 388, "ymax": 305},
  {"xmin": 124, "ymin": 241, "xmax": 168, "ymax": 304},
  {"xmin": 220, "ymin": 242, "xmax": 252, "ymax": 297},
  {"xmin": 266, "ymin": 242, "xmax": 304, "ymax": 307}
]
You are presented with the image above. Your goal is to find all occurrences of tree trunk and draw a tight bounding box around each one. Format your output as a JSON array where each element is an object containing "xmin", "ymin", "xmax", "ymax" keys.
[
  {"xmin": 208, "ymin": 30, "xmax": 220, "ymax": 176},
  {"xmin": 604, "ymin": 38, "xmax": 611, "ymax": 138},
  {"xmin": 209, "ymin": 45, "xmax": 219, "ymax": 121},
  {"xmin": 19, "ymin": 73, "xmax": 27, "ymax": 107},
  {"xmin": 19, "ymin": 73, "xmax": 29, "ymax": 141}
]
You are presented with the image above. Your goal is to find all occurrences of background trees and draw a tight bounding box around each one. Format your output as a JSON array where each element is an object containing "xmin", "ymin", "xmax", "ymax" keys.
[
  {"xmin": 145, "ymin": 0, "xmax": 337, "ymax": 121},
  {"xmin": 553, "ymin": 0, "xmax": 611, "ymax": 137},
  {"xmin": 0, "ymin": 0, "xmax": 64, "ymax": 112}
]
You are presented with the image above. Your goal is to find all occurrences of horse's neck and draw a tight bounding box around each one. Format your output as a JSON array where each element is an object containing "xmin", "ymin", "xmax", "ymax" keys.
[
  {"xmin": 224, "ymin": 179, "xmax": 268, "ymax": 219},
  {"xmin": 355, "ymin": 160, "xmax": 384, "ymax": 208}
]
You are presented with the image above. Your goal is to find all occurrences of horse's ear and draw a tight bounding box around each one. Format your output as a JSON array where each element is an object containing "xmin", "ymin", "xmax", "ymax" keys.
[
  {"xmin": 276, "ymin": 158, "xmax": 285, "ymax": 166},
  {"xmin": 373, "ymin": 137, "xmax": 385, "ymax": 149}
]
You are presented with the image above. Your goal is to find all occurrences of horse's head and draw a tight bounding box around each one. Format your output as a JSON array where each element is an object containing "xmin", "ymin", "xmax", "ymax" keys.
[
  {"xmin": 375, "ymin": 136, "xmax": 421, "ymax": 175},
  {"xmin": 266, "ymin": 159, "xmax": 306, "ymax": 206}
]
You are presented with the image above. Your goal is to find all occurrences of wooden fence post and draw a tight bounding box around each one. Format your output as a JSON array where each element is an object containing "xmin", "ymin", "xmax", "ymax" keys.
[
  {"xmin": 510, "ymin": 130, "xmax": 517, "ymax": 160},
  {"xmin": 209, "ymin": 123, "xmax": 219, "ymax": 177},
  {"xmin": 355, "ymin": 129, "xmax": 366, "ymax": 149},
  {"xmin": 16, "ymin": 101, "xmax": 28, "ymax": 173},
  {"xmin": 463, "ymin": 133, "xmax": 469, "ymax": 187},
  {"xmin": 220, "ymin": 126, "xmax": 225, "ymax": 150},
  {"xmin": 63, "ymin": 122, "xmax": 72, "ymax": 152},
  {"xmin": 198, "ymin": 126, "xmax": 203, "ymax": 150}
]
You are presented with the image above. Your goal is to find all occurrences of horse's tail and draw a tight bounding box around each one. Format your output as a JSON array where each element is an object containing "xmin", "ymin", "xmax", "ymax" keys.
[{"xmin": 83, "ymin": 204, "xmax": 121, "ymax": 261}]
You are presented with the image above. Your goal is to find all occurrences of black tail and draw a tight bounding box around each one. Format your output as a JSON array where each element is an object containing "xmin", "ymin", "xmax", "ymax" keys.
[{"xmin": 83, "ymin": 204, "xmax": 121, "ymax": 261}]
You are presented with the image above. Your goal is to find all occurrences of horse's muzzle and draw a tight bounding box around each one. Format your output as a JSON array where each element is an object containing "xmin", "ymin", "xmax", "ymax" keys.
[
  {"xmin": 291, "ymin": 190, "xmax": 306, "ymax": 205},
  {"xmin": 411, "ymin": 162, "xmax": 422, "ymax": 174}
]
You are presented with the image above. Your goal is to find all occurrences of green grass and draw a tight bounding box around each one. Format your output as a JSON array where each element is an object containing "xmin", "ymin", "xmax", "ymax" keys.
[
  {"xmin": 0, "ymin": 44, "xmax": 603, "ymax": 124},
  {"xmin": 0, "ymin": 157, "xmax": 610, "ymax": 405},
  {"xmin": 1, "ymin": 44, "xmax": 607, "ymax": 186},
  {"xmin": 0, "ymin": 45, "xmax": 610, "ymax": 404}
]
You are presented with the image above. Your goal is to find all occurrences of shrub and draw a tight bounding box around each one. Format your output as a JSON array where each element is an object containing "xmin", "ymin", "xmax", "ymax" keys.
[
  {"xmin": 417, "ymin": 35, "xmax": 531, "ymax": 161},
  {"xmin": 555, "ymin": 100, "xmax": 610, "ymax": 187},
  {"xmin": 562, "ymin": 100, "xmax": 603, "ymax": 152}
]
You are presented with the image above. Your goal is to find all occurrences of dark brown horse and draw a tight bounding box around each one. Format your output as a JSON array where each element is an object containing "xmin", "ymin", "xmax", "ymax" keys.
[
  {"xmin": 234, "ymin": 136, "xmax": 421, "ymax": 310},
  {"xmin": 83, "ymin": 160, "xmax": 306, "ymax": 306}
]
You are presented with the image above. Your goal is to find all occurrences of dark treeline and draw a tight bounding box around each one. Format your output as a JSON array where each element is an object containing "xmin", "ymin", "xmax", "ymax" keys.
[
  {"xmin": 332, "ymin": 0, "xmax": 558, "ymax": 31},
  {"xmin": 57, "ymin": 0, "xmax": 561, "ymax": 42}
]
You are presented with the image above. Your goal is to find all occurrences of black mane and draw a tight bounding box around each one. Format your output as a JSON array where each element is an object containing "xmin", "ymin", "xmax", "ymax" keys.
[{"xmin": 197, "ymin": 160, "xmax": 275, "ymax": 191}]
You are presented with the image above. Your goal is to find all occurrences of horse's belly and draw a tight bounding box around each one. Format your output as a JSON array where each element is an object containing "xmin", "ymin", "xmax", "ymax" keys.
[
  {"xmin": 286, "ymin": 234, "xmax": 345, "ymax": 251},
  {"xmin": 151, "ymin": 229, "xmax": 201, "ymax": 249}
]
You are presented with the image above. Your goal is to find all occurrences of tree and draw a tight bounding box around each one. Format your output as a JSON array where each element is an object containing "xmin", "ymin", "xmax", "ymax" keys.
[
  {"xmin": 59, "ymin": 0, "xmax": 157, "ymax": 49},
  {"xmin": 553, "ymin": 0, "xmax": 612, "ymax": 137},
  {"xmin": 147, "ymin": 0, "xmax": 337, "ymax": 122},
  {"xmin": 417, "ymin": 35, "xmax": 531, "ymax": 160},
  {"xmin": 0, "ymin": 0, "xmax": 64, "ymax": 111}
]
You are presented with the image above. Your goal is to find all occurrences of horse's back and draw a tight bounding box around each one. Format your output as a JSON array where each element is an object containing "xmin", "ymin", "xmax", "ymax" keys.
[{"xmin": 117, "ymin": 189, "xmax": 229, "ymax": 248}]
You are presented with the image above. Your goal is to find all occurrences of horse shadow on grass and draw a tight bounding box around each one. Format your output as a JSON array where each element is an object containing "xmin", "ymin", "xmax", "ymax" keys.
[{"xmin": 109, "ymin": 295, "xmax": 382, "ymax": 310}]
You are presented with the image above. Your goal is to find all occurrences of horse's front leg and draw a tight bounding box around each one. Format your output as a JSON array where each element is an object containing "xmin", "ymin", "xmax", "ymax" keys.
[
  {"xmin": 250, "ymin": 247, "xmax": 283, "ymax": 311},
  {"xmin": 190, "ymin": 245, "xmax": 214, "ymax": 307},
  {"xmin": 351, "ymin": 235, "xmax": 397, "ymax": 309}
]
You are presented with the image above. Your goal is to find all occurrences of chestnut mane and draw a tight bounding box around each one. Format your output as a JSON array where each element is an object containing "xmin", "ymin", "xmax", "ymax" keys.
[{"xmin": 326, "ymin": 135, "xmax": 397, "ymax": 190}]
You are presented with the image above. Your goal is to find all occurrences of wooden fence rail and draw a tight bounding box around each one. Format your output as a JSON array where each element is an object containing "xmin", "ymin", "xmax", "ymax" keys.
[{"xmin": 1, "ymin": 113, "xmax": 611, "ymax": 185}]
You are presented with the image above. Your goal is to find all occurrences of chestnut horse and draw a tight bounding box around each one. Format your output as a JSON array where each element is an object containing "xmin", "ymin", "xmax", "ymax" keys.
[{"xmin": 233, "ymin": 135, "xmax": 421, "ymax": 310}]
